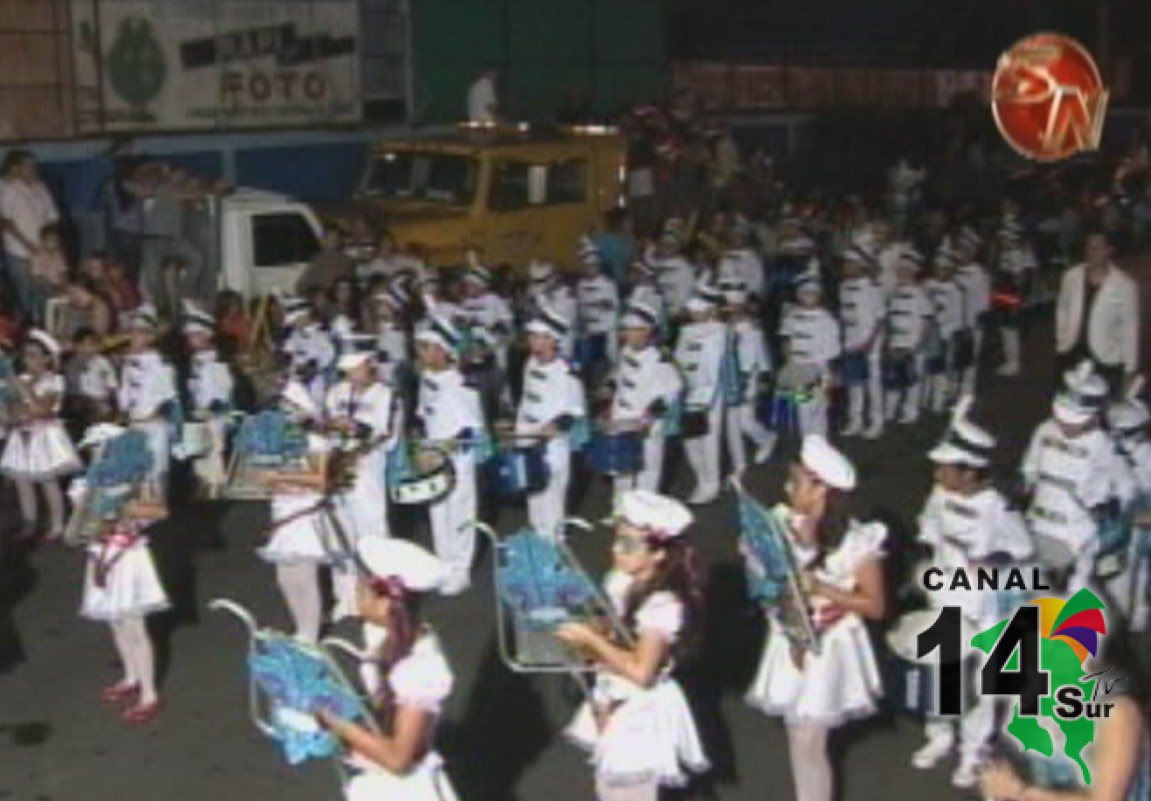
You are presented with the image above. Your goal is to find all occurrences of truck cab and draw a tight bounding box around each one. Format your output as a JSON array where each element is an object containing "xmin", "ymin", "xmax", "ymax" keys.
[
  {"xmin": 215, "ymin": 189, "xmax": 324, "ymax": 298},
  {"xmin": 355, "ymin": 123, "xmax": 626, "ymax": 269}
]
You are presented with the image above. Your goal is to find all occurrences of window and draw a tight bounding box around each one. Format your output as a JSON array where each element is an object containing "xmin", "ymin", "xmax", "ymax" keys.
[
  {"xmin": 489, "ymin": 159, "xmax": 588, "ymax": 211},
  {"xmin": 549, "ymin": 159, "xmax": 588, "ymax": 204},
  {"xmin": 252, "ymin": 213, "xmax": 320, "ymax": 268},
  {"xmin": 363, "ymin": 152, "xmax": 477, "ymax": 205}
]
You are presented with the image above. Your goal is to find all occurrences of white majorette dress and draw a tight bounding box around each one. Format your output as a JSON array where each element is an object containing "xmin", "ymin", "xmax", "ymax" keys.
[
  {"xmin": 566, "ymin": 570, "xmax": 710, "ymax": 788},
  {"xmin": 344, "ymin": 632, "xmax": 459, "ymax": 801},
  {"xmin": 259, "ymin": 433, "xmax": 339, "ymax": 565},
  {"xmin": 0, "ymin": 372, "xmax": 81, "ymax": 479},
  {"xmin": 746, "ymin": 509, "xmax": 887, "ymax": 726},
  {"xmin": 80, "ymin": 518, "xmax": 170, "ymax": 621}
]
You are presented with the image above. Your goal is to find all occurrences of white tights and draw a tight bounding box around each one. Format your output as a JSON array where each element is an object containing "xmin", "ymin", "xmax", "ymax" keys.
[
  {"xmin": 275, "ymin": 563, "xmax": 322, "ymax": 644},
  {"xmin": 15, "ymin": 477, "xmax": 66, "ymax": 533},
  {"xmin": 786, "ymin": 724, "xmax": 832, "ymax": 801},
  {"xmin": 595, "ymin": 777, "xmax": 658, "ymax": 801},
  {"xmin": 110, "ymin": 616, "xmax": 158, "ymax": 704}
]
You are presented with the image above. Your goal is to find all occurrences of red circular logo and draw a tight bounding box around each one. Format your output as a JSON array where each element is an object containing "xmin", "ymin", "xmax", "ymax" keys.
[{"xmin": 992, "ymin": 33, "xmax": 1109, "ymax": 162}]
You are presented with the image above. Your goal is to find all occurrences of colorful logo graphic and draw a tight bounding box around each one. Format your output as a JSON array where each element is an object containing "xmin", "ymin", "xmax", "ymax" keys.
[
  {"xmin": 971, "ymin": 589, "xmax": 1110, "ymax": 785},
  {"xmin": 992, "ymin": 33, "xmax": 1109, "ymax": 162}
]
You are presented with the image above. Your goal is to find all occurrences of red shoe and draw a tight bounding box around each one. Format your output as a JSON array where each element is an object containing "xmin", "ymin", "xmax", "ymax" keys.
[
  {"xmin": 100, "ymin": 682, "xmax": 140, "ymax": 704},
  {"xmin": 121, "ymin": 700, "xmax": 162, "ymax": 725}
]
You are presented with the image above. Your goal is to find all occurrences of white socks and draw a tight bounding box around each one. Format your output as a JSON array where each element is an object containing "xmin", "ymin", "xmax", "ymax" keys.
[
  {"xmin": 787, "ymin": 724, "xmax": 832, "ymax": 801},
  {"xmin": 111, "ymin": 616, "xmax": 157, "ymax": 704},
  {"xmin": 275, "ymin": 563, "xmax": 322, "ymax": 644}
]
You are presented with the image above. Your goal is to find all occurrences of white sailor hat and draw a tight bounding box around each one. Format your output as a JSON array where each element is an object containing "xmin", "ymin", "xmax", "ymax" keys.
[
  {"xmin": 280, "ymin": 379, "xmax": 318, "ymax": 419},
  {"xmin": 719, "ymin": 279, "xmax": 749, "ymax": 306},
  {"xmin": 181, "ymin": 301, "xmax": 215, "ymax": 336},
  {"xmin": 337, "ymin": 333, "xmax": 380, "ymax": 371},
  {"xmin": 897, "ymin": 247, "xmax": 925, "ymax": 273},
  {"xmin": 779, "ymin": 233, "xmax": 815, "ymax": 256},
  {"xmin": 358, "ymin": 538, "xmax": 446, "ymax": 595},
  {"xmin": 615, "ymin": 489, "xmax": 694, "ymax": 540},
  {"xmin": 462, "ymin": 263, "xmax": 493, "ymax": 287},
  {"xmin": 620, "ymin": 301, "xmax": 659, "ymax": 330},
  {"xmin": 282, "ymin": 296, "xmax": 311, "ymax": 325},
  {"xmin": 842, "ymin": 239, "xmax": 878, "ymax": 268},
  {"xmin": 794, "ymin": 266, "xmax": 823, "ymax": 295},
  {"xmin": 375, "ymin": 282, "xmax": 411, "ymax": 311},
  {"xmin": 26, "ymin": 328, "xmax": 61, "ymax": 358},
  {"xmin": 1108, "ymin": 397, "xmax": 1149, "ymax": 435},
  {"xmin": 414, "ymin": 314, "xmax": 462, "ymax": 356},
  {"xmin": 127, "ymin": 303, "xmax": 160, "ymax": 331},
  {"xmin": 957, "ymin": 226, "xmax": 982, "ymax": 251},
  {"xmin": 928, "ymin": 396, "xmax": 996, "ymax": 467},
  {"xmin": 525, "ymin": 300, "xmax": 570, "ymax": 340},
  {"xmin": 685, "ymin": 283, "xmax": 724, "ymax": 314},
  {"xmin": 528, "ymin": 259, "xmax": 556, "ymax": 285},
  {"xmin": 800, "ymin": 434, "xmax": 857, "ymax": 491},
  {"xmin": 78, "ymin": 422, "xmax": 127, "ymax": 450},
  {"xmin": 577, "ymin": 235, "xmax": 603, "ymax": 267},
  {"xmin": 1053, "ymin": 361, "xmax": 1109, "ymax": 425}
]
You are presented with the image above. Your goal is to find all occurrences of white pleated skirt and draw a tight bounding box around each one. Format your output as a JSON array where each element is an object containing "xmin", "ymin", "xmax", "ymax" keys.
[
  {"xmin": 80, "ymin": 539, "xmax": 170, "ymax": 621},
  {"xmin": 566, "ymin": 678, "xmax": 710, "ymax": 788},
  {"xmin": 260, "ymin": 493, "xmax": 338, "ymax": 564},
  {"xmin": 0, "ymin": 422, "xmax": 80, "ymax": 480},
  {"xmin": 344, "ymin": 753, "xmax": 459, "ymax": 801},
  {"xmin": 746, "ymin": 616, "xmax": 883, "ymax": 727}
]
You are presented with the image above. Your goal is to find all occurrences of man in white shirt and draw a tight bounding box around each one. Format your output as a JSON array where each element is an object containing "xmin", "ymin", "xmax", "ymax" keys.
[
  {"xmin": 0, "ymin": 150, "xmax": 59, "ymax": 317},
  {"xmin": 466, "ymin": 66, "xmax": 499, "ymax": 123},
  {"xmin": 1054, "ymin": 231, "xmax": 1140, "ymax": 397}
]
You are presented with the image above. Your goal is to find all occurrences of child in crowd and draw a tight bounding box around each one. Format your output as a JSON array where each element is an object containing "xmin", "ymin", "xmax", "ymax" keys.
[
  {"xmin": 64, "ymin": 327, "xmax": 118, "ymax": 433},
  {"xmin": 30, "ymin": 223, "xmax": 69, "ymax": 326}
]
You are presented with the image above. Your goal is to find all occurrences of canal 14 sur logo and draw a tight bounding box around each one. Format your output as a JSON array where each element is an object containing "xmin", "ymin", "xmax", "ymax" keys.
[{"xmin": 917, "ymin": 568, "xmax": 1119, "ymax": 784}]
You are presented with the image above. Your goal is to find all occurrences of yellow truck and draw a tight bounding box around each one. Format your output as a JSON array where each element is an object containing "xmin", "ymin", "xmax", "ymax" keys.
[{"xmin": 354, "ymin": 123, "xmax": 626, "ymax": 268}]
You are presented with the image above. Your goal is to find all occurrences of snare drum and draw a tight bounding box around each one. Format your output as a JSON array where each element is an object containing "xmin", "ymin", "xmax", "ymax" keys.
[
  {"xmin": 488, "ymin": 442, "xmax": 551, "ymax": 497},
  {"xmin": 575, "ymin": 333, "xmax": 609, "ymax": 368},
  {"xmin": 757, "ymin": 391, "xmax": 800, "ymax": 433},
  {"xmin": 885, "ymin": 610, "xmax": 974, "ymax": 719},
  {"xmin": 882, "ymin": 350, "xmax": 917, "ymax": 390},
  {"xmin": 1094, "ymin": 510, "xmax": 1134, "ymax": 581},
  {"xmin": 587, "ymin": 423, "xmax": 644, "ymax": 476},
  {"xmin": 387, "ymin": 444, "xmax": 456, "ymax": 505},
  {"xmin": 840, "ymin": 352, "xmax": 869, "ymax": 386}
]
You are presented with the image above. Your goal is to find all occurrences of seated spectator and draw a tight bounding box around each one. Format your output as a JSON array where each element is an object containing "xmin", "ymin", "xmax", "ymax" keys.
[
  {"xmin": 215, "ymin": 290, "xmax": 251, "ymax": 356},
  {"xmin": 50, "ymin": 277, "xmax": 114, "ymax": 342},
  {"xmin": 29, "ymin": 223, "xmax": 69, "ymax": 326}
]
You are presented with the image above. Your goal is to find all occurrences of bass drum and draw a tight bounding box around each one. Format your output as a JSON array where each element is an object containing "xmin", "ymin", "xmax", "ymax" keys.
[{"xmin": 387, "ymin": 443, "xmax": 456, "ymax": 506}]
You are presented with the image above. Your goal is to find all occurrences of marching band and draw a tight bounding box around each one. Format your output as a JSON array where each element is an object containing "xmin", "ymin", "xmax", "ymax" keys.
[{"xmin": 2, "ymin": 212, "xmax": 1148, "ymax": 801}]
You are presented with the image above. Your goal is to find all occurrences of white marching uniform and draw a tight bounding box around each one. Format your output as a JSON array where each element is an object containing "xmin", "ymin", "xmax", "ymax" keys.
[
  {"xmin": 576, "ymin": 273, "xmax": 621, "ymax": 368},
  {"xmin": 259, "ymin": 433, "xmax": 339, "ymax": 565},
  {"xmin": 566, "ymin": 571, "xmax": 709, "ymax": 790},
  {"xmin": 375, "ymin": 322, "xmax": 410, "ymax": 388},
  {"xmin": 650, "ymin": 254, "xmax": 696, "ymax": 317},
  {"xmin": 917, "ymin": 486, "xmax": 1033, "ymax": 766},
  {"xmin": 1112, "ymin": 437, "xmax": 1151, "ymax": 628},
  {"xmin": 418, "ymin": 367, "xmax": 485, "ymax": 591},
  {"xmin": 838, "ymin": 276, "xmax": 886, "ymax": 436},
  {"xmin": 609, "ymin": 345, "xmax": 683, "ymax": 495},
  {"xmin": 924, "ymin": 277, "xmax": 963, "ymax": 412},
  {"xmin": 516, "ymin": 355, "xmax": 586, "ymax": 540},
  {"xmin": 117, "ymin": 351, "xmax": 178, "ymax": 499},
  {"xmin": 325, "ymin": 381, "xmax": 399, "ymax": 616},
  {"xmin": 778, "ymin": 306, "xmax": 841, "ymax": 436},
  {"xmin": 344, "ymin": 633, "xmax": 459, "ymax": 801},
  {"xmin": 954, "ymin": 261, "xmax": 991, "ymax": 395},
  {"xmin": 718, "ymin": 248, "xmax": 765, "ymax": 299},
  {"xmin": 885, "ymin": 284, "xmax": 933, "ymax": 423},
  {"xmin": 0, "ymin": 373, "xmax": 80, "ymax": 479},
  {"xmin": 724, "ymin": 318, "xmax": 776, "ymax": 473},
  {"xmin": 462, "ymin": 291, "xmax": 514, "ymax": 371},
  {"xmin": 1021, "ymin": 421, "xmax": 1135, "ymax": 590},
  {"xmin": 747, "ymin": 513, "xmax": 887, "ymax": 725},
  {"xmin": 80, "ymin": 520, "xmax": 170, "ymax": 621},
  {"xmin": 74, "ymin": 354, "xmax": 118, "ymax": 406},
  {"xmin": 626, "ymin": 281, "xmax": 668, "ymax": 333},
  {"xmin": 674, "ymin": 319, "xmax": 727, "ymax": 501},
  {"xmin": 994, "ymin": 244, "xmax": 1038, "ymax": 375},
  {"xmin": 529, "ymin": 283, "xmax": 578, "ymax": 358},
  {"xmin": 282, "ymin": 323, "xmax": 336, "ymax": 408},
  {"xmin": 186, "ymin": 349, "xmax": 234, "ymax": 491}
]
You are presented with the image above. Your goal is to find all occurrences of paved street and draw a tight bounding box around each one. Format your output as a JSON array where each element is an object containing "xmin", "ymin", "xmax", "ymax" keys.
[{"xmin": 0, "ymin": 310, "xmax": 1146, "ymax": 801}]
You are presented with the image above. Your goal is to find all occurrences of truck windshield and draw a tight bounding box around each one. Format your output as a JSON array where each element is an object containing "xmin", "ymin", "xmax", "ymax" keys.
[{"xmin": 363, "ymin": 152, "xmax": 477, "ymax": 206}]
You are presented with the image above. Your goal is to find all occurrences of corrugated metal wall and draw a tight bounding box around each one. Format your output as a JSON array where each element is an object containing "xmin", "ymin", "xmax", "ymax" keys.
[
  {"xmin": 410, "ymin": 0, "xmax": 667, "ymax": 123},
  {"xmin": 0, "ymin": 0, "xmax": 76, "ymax": 140}
]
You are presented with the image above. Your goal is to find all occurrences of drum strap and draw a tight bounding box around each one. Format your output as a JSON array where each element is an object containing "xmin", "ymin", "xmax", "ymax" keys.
[{"xmin": 93, "ymin": 531, "xmax": 143, "ymax": 589}]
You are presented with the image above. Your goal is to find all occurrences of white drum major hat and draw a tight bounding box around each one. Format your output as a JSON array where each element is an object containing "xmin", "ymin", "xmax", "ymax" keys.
[
  {"xmin": 337, "ymin": 333, "xmax": 380, "ymax": 371},
  {"xmin": 358, "ymin": 538, "xmax": 446, "ymax": 594},
  {"xmin": 616, "ymin": 489, "xmax": 694, "ymax": 540},
  {"xmin": 1053, "ymin": 361, "xmax": 1109, "ymax": 425},
  {"xmin": 928, "ymin": 396, "xmax": 996, "ymax": 468},
  {"xmin": 800, "ymin": 434, "xmax": 856, "ymax": 490},
  {"xmin": 525, "ymin": 300, "xmax": 570, "ymax": 340}
]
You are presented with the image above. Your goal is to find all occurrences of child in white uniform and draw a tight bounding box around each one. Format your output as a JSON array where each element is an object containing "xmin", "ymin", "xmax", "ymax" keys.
[
  {"xmin": 912, "ymin": 400, "xmax": 1033, "ymax": 788},
  {"xmin": 721, "ymin": 284, "xmax": 776, "ymax": 472},
  {"xmin": 675, "ymin": 285, "xmax": 729, "ymax": 505},
  {"xmin": 559, "ymin": 490, "xmax": 710, "ymax": 801},
  {"xmin": 76, "ymin": 423, "xmax": 169, "ymax": 725},
  {"xmin": 0, "ymin": 329, "xmax": 80, "ymax": 539},
  {"xmin": 884, "ymin": 250, "xmax": 934, "ymax": 425},
  {"xmin": 180, "ymin": 303, "xmax": 234, "ymax": 496},
  {"xmin": 117, "ymin": 305, "xmax": 178, "ymax": 502},
  {"xmin": 778, "ymin": 271, "xmax": 841, "ymax": 437},
  {"xmin": 923, "ymin": 247, "xmax": 964, "ymax": 413},
  {"xmin": 837, "ymin": 241, "xmax": 886, "ymax": 439},
  {"xmin": 518, "ymin": 302, "xmax": 587, "ymax": 539},
  {"xmin": 319, "ymin": 538, "xmax": 459, "ymax": 801},
  {"xmin": 1106, "ymin": 388, "xmax": 1151, "ymax": 630},
  {"xmin": 746, "ymin": 435, "xmax": 887, "ymax": 801},
  {"xmin": 259, "ymin": 381, "xmax": 336, "ymax": 644}
]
